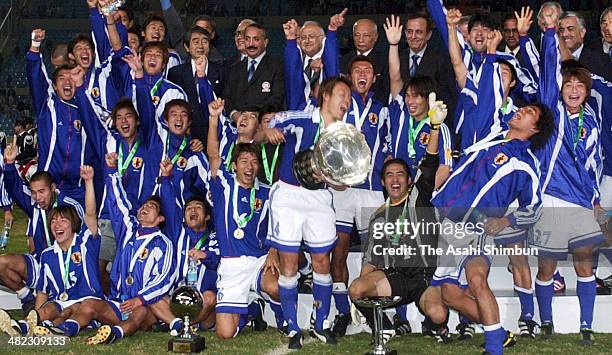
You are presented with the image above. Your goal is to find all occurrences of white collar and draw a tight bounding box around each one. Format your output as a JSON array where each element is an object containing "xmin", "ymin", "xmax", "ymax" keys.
[
  {"xmin": 409, "ymin": 45, "xmax": 427, "ymax": 59},
  {"xmin": 304, "ymin": 46, "xmax": 325, "ymax": 67},
  {"xmin": 505, "ymin": 45, "xmax": 520, "ymax": 56},
  {"xmin": 357, "ymin": 48, "xmax": 373, "ymax": 56},
  {"xmin": 572, "ymin": 44, "xmax": 584, "ymax": 60},
  {"xmin": 603, "ymin": 39, "xmax": 612, "ymax": 54},
  {"xmin": 247, "ymin": 51, "xmax": 266, "ymax": 64},
  {"xmin": 191, "ymin": 58, "xmax": 208, "ymax": 77}
]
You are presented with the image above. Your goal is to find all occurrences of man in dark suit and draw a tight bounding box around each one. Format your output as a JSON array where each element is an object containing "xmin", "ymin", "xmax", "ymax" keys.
[
  {"xmin": 223, "ymin": 23, "xmax": 285, "ymax": 121},
  {"xmin": 168, "ymin": 26, "xmax": 224, "ymax": 143},
  {"xmin": 340, "ymin": 19, "xmax": 388, "ymax": 103},
  {"xmin": 399, "ymin": 13, "xmax": 456, "ymax": 127},
  {"xmin": 223, "ymin": 19, "xmax": 256, "ymax": 75},
  {"xmin": 559, "ymin": 11, "xmax": 612, "ymax": 81},
  {"xmin": 587, "ymin": 6, "xmax": 612, "ymax": 63}
]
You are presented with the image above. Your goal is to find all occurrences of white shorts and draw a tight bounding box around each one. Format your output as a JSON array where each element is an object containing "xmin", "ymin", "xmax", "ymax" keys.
[
  {"xmin": 268, "ymin": 181, "xmax": 337, "ymax": 253},
  {"xmin": 44, "ymin": 295, "xmax": 102, "ymax": 312},
  {"xmin": 432, "ymin": 218, "xmax": 492, "ymax": 287},
  {"xmin": 331, "ymin": 188, "xmax": 384, "ymax": 237},
  {"xmin": 530, "ymin": 194, "xmax": 603, "ymax": 259},
  {"xmin": 600, "ymin": 175, "xmax": 612, "ymax": 209},
  {"xmin": 216, "ymin": 255, "xmax": 266, "ymax": 314}
]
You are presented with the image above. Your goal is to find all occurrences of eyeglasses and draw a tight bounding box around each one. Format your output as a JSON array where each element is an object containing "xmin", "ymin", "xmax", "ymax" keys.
[{"xmin": 234, "ymin": 30, "xmax": 244, "ymax": 37}]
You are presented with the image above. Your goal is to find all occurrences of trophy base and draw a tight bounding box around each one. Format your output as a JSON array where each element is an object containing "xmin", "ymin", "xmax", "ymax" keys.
[
  {"xmin": 365, "ymin": 350, "xmax": 397, "ymax": 355},
  {"xmin": 168, "ymin": 335, "xmax": 205, "ymax": 353}
]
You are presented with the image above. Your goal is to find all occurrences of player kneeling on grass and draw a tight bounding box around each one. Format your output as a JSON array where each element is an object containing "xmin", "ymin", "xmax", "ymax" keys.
[
  {"xmin": 85, "ymin": 152, "xmax": 174, "ymax": 344},
  {"xmin": 349, "ymin": 94, "xmax": 452, "ymax": 346},
  {"xmin": 207, "ymin": 142, "xmax": 284, "ymax": 339},
  {"xmin": 154, "ymin": 159, "xmax": 219, "ymax": 332},
  {"xmin": 0, "ymin": 166, "xmax": 100, "ymax": 337}
]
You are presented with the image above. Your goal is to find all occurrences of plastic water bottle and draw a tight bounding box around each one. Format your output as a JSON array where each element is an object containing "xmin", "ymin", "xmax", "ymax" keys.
[
  {"xmin": 0, "ymin": 221, "xmax": 11, "ymax": 250},
  {"xmin": 120, "ymin": 294, "xmax": 130, "ymax": 320},
  {"xmin": 187, "ymin": 258, "xmax": 198, "ymax": 287}
]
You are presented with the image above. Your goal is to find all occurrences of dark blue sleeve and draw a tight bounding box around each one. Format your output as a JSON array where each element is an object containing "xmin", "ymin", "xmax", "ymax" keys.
[
  {"xmin": 89, "ymin": 7, "xmax": 111, "ymax": 64},
  {"xmin": 159, "ymin": 175, "xmax": 182, "ymax": 244},
  {"xmin": 3, "ymin": 164, "xmax": 34, "ymax": 217},
  {"xmin": 322, "ymin": 30, "xmax": 340, "ymax": 79},
  {"xmin": 284, "ymin": 40, "xmax": 308, "ymax": 110},
  {"xmin": 26, "ymin": 51, "xmax": 51, "ymax": 116},
  {"xmin": 76, "ymin": 86, "xmax": 108, "ymax": 160}
]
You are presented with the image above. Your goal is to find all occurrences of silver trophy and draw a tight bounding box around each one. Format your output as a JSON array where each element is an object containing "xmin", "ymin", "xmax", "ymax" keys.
[
  {"xmin": 353, "ymin": 296, "xmax": 402, "ymax": 355},
  {"xmin": 100, "ymin": 0, "xmax": 126, "ymax": 16},
  {"xmin": 168, "ymin": 286, "xmax": 205, "ymax": 353},
  {"xmin": 293, "ymin": 121, "xmax": 372, "ymax": 190}
]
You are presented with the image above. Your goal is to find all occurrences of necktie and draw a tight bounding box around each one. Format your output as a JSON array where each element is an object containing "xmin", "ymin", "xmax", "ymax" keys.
[
  {"xmin": 608, "ymin": 47, "xmax": 612, "ymax": 62},
  {"xmin": 305, "ymin": 58, "xmax": 320, "ymax": 90},
  {"xmin": 247, "ymin": 59, "xmax": 256, "ymax": 82},
  {"xmin": 410, "ymin": 54, "xmax": 419, "ymax": 77}
]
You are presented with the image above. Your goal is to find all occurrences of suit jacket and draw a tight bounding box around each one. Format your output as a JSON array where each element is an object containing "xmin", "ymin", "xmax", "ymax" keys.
[
  {"xmin": 223, "ymin": 53, "xmax": 285, "ymax": 114},
  {"xmin": 399, "ymin": 46, "xmax": 457, "ymax": 126},
  {"xmin": 341, "ymin": 49, "xmax": 389, "ymax": 104},
  {"xmin": 168, "ymin": 60, "xmax": 224, "ymax": 142},
  {"xmin": 578, "ymin": 44, "xmax": 612, "ymax": 81}
]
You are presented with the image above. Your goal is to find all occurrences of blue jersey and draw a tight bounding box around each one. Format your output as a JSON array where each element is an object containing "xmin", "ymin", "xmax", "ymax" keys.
[
  {"xmin": 36, "ymin": 227, "xmax": 104, "ymax": 302},
  {"xmin": 159, "ymin": 176, "xmax": 219, "ymax": 292},
  {"xmin": 284, "ymin": 31, "xmax": 339, "ymax": 111},
  {"xmin": 268, "ymin": 107, "xmax": 327, "ymax": 185},
  {"xmin": 538, "ymin": 29, "xmax": 602, "ymax": 208},
  {"xmin": 432, "ymin": 133, "xmax": 542, "ymax": 237},
  {"xmin": 343, "ymin": 91, "xmax": 391, "ymax": 191},
  {"xmin": 164, "ymin": 50, "xmax": 182, "ymax": 78},
  {"xmin": 105, "ymin": 170, "xmax": 174, "ymax": 304},
  {"xmin": 26, "ymin": 51, "xmax": 95, "ymax": 199},
  {"xmin": 4, "ymin": 163, "xmax": 84, "ymax": 259},
  {"xmin": 0, "ymin": 147, "xmax": 12, "ymax": 210},
  {"xmin": 588, "ymin": 76, "xmax": 612, "ymax": 176},
  {"xmin": 388, "ymin": 93, "xmax": 454, "ymax": 177},
  {"xmin": 135, "ymin": 77, "xmax": 209, "ymax": 202},
  {"xmin": 208, "ymin": 169, "xmax": 270, "ymax": 258},
  {"xmin": 89, "ymin": 7, "xmax": 128, "ymax": 66},
  {"xmin": 87, "ymin": 47, "xmax": 133, "ymax": 120}
]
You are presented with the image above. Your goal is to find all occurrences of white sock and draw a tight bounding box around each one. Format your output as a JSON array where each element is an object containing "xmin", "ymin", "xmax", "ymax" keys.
[{"xmin": 16, "ymin": 287, "xmax": 30, "ymax": 299}]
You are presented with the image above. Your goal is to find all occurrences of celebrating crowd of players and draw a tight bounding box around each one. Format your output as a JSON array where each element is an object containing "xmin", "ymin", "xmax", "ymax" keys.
[{"xmin": 0, "ymin": 1, "xmax": 611, "ymax": 354}]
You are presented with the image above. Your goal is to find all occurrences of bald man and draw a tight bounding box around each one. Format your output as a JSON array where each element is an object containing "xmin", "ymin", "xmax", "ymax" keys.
[
  {"xmin": 341, "ymin": 18, "xmax": 389, "ymax": 102},
  {"xmin": 223, "ymin": 18, "xmax": 257, "ymax": 72}
]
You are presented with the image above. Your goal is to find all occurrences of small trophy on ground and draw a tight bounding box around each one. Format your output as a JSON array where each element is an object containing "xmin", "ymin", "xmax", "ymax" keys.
[{"xmin": 353, "ymin": 296, "xmax": 402, "ymax": 355}]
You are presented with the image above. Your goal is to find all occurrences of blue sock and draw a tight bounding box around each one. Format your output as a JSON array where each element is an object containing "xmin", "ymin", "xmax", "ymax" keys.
[
  {"xmin": 459, "ymin": 313, "xmax": 471, "ymax": 324},
  {"xmin": 515, "ymin": 285, "xmax": 534, "ymax": 321},
  {"xmin": 535, "ymin": 278, "xmax": 554, "ymax": 324},
  {"xmin": 278, "ymin": 274, "xmax": 300, "ymax": 333},
  {"xmin": 483, "ymin": 324, "xmax": 505, "ymax": 355},
  {"xmin": 247, "ymin": 302, "xmax": 260, "ymax": 319},
  {"xmin": 553, "ymin": 270, "xmax": 562, "ymax": 281},
  {"xmin": 332, "ymin": 282, "xmax": 350, "ymax": 315},
  {"xmin": 169, "ymin": 318, "xmax": 183, "ymax": 332},
  {"xmin": 269, "ymin": 300, "xmax": 285, "ymax": 328},
  {"xmin": 238, "ymin": 314, "xmax": 249, "ymax": 331},
  {"xmin": 577, "ymin": 276, "xmax": 596, "ymax": 329},
  {"xmin": 111, "ymin": 325, "xmax": 124, "ymax": 339},
  {"xmin": 395, "ymin": 304, "xmax": 409, "ymax": 323},
  {"xmin": 58, "ymin": 319, "xmax": 80, "ymax": 336},
  {"xmin": 312, "ymin": 272, "xmax": 333, "ymax": 330},
  {"xmin": 16, "ymin": 320, "xmax": 28, "ymax": 335}
]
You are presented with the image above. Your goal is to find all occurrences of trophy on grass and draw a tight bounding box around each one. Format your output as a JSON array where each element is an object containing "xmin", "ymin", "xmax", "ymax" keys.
[
  {"xmin": 168, "ymin": 283, "xmax": 206, "ymax": 353},
  {"xmin": 353, "ymin": 296, "xmax": 402, "ymax": 355},
  {"xmin": 293, "ymin": 121, "xmax": 372, "ymax": 189}
]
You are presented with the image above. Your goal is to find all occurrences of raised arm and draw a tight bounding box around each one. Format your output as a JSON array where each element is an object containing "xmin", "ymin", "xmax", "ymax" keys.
[
  {"xmin": 26, "ymin": 29, "xmax": 52, "ymax": 115},
  {"xmin": 75, "ymin": 85, "xmax": 109, "ymax": 160},
  {"xmin": 207, "ymin": 98, "xmax": 225, "ymax": 177},
  {"xmin": 2, "ymin": 143, "xmax": 34, "ymax": 216},
  {"xmin": 158, "ymin": 159, "xmax": 182, "ymax": 243},
  {"xmin": 447, "ymin": 8, "xmax": 468, "ymax": 89},
  {"xmin": 283, "ymin": 19, "xmax": 308, "ymax": 110},
  {"xmin": 160, "ymin": 0, "xmax": 188, "ymax": 60},
  {"xmin": 384, "ymin": 15, "xmax": 403, "ymax": 98},
  {"xmin": 516, "ymin": 7, "xmax": 540, "ymax": 82},
  {"xmin": 322, "ymin": 8, "xmax": 346, "ymax": 79},
  {"xmin": 80, "ymin": 165, "xmax": 98, "ymax": 235}
]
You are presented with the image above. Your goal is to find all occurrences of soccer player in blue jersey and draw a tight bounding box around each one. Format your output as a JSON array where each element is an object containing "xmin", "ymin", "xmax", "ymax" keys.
[
  {"xmin": 329, "ymin": 55, "xmax": 391, "ymax": 337},
  {"xmin": 0, "ymin": 144, "xmax": 84, "ymax": 316},
  {"xmin": 530, "ymin": 11, "xmax": 604, "ymax": 345},
  {"xmin": 256, "ymin": 76, "xmax": 352, "ymax": 348},
  {"xmin": 0, "ymin": 165, "xmax": 98, "ymax": 337},
  {"xmin": 431, "ymin": 98, "xmax": 554, "ymax": 355}
]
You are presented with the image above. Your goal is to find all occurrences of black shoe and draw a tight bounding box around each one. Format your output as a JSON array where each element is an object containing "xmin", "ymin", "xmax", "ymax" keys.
[
  {"xmin": 540, "ymin": 321, "xmax": 554, "ymax": 338},
  {"xmin": 308, "ymin": 315, "xmax": 337, "ymax": 345},
  {"xmin": 580, "ymin": 328, "xmax": 594, "ymax": 345},
  {"xmin": 288, "ymin": 330, "xmax": 303, "ymax": 349},
  {"xmin": 332, "ymin": 313, "xmax": 351, "ymax": 337},
  {"xmin": 456, "ymin": 322, "xmax": 476, "ymax": 340},
  {"xmin": 297, "ymin": 272, "xmax": 313, "ymax": 294},
  {"xmin": 432, "ymin": 325, "xmax": 452, "ymax": 344},
  {"xmin": 151, "ymin": 321, "xmax": 170, "ymax": 332},
  {"xmin": 602, "ymin": 274, "xmax": 612, "ymax": 288},
  {"xmin": 518, "ymin": 319, "xmax": 538, "ymax": 338},
  {"xmin": 596, "ymin": 278, "xmax": 611, "ymax": 295},
  {"xmin": 392, "ymin": 314, "xmax": 411, "ymax": 336},
  {"xmin": 277, "ymin": 325, "xmax": 290, "ymax": 337},
  {"xmin": 251, "ymin": 299, "xmax": 268, "ymax": 331},
  {"xmin": 422, "ymin": 320, "xmax": 434, "ymax": 337}
]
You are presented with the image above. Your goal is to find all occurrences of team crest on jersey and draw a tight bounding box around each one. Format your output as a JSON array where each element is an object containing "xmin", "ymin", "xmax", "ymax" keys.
[
  {"xmin": 152, "ymin": 96, "xmax": 160, "ymax": 106},
  {"xmin": 71, "ymin": 252, "xmax": 82, "ymax": 264},
  {"xmin": 254, "ymin": 198, "xmax": 263, "ymax": 211},
  {"xmin": 494, "ymin": 153, "xmax": 508, "ymax": 165},
  {"xmin": 177, "ymin": 156, "xmax": 187, "ymax": 169},
  {"xmin": 91, "ymin": 87, "xmax": 100, "ymax": 98},
  {"xmin": 580, "ymin": 127, "xmax": 587, "ymax": 139},
  {"xmin": 74, "ymin": 120, "xmax": 82, "ymax": 130},
  {"xmin": 419, "ymin": 132, "xmax": 430, "ymax": 145},
  {"xmin": 368, "ymin": 113, "xmax": 378, "ymax": 124},
  {"xmin": 139, "ymin": 248, "xmax": 149, "ymax": 259},
  {"xmin": 132, "ymin": 157, "xmax": 143, "ymax": 169}
]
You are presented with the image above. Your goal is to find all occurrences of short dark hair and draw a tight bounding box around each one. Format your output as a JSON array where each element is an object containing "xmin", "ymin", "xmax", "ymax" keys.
[
  {"xmin": 193, "ymin": 15, "xmax": 216, "ymax": 32},
  {"xmin": 258, "ymin": 104, "xmax": 282, "ymax": 123},
  {"xmin": 405, "ymin": 12, "xmax": 434, "ymax": 32},
  {"xmin": 348, "ymin": 55, "xmax": 376, "ymax": 73},
  {"xmin": 317, "ymin": 76, "xmax": 353, "ymax": 108},
  {"xmin": 468, "ymin": 11, "xmax": 495, "ymax": 32},
  {"xmin": 141, "ymin": 41, "xmax": 170, "ymax": 66},
  {"xmin": 144, "ymin": 195, "xmax": 163, "ymax": 216},
  {"xmin": 232, "ymin": 142, "xmax": 261, "ymax": 164},
  {"xmin": 111, "ymin": 98, "xmax": 139, "ymax": 127},
  {"xmin": 184, "ymin": 26, "xmax": 210, "ymax": 47},
  {"xmin": 118, "ymin": 6, "xmax": 134, "ymax": 23},
  {"xmin": 381, "ymin": 158, "xmax": 411, "ymax": 179},
  {"xmin": 403, "ymin": 75, "xmax": 437, "ymax": 98},
  {"xmin": 561, "ymin": 59, "xmax": 592, "ymax": 94},
  {"xmin": 245, "ymin": 23, "xmax": 267, "ymax": 38},
  {"xmin": 185, "ymin": 196, "xmax": 211, "ymax": 216},
  {"xmin": 502, "ymin": 13, "xmax": 517, "ymax": 26},
  {"xmin": 528, "ymin": 102, "xmax": 555, "ymax": 151},
  {"xmin": 48, "ymin": 206, "xmax": 82, "ymax": 234},
  {"xmin": 496, "ymin": 59, "xmax": 517, "ymax": 83},
  {"xmin": 51, "ymin": 64, "xmax": 77, "ymax": 85},
  {"xmin": 163, "ymin": 99, "xmax": 192, "ymax": 122},
  {"xmin": 30, "ymin": 171, "xmax": 54, "ymax": 186},
  {"xmin": 143, "ymin": 15, "xmax": 167, "ymax": 33},
  {"xmin": 67, "ymin": 34, "xmax": 94, "ymax": 55},
  {"xmin": 127, "ymin": 29, "xmax": 142, "ymax": 44}
]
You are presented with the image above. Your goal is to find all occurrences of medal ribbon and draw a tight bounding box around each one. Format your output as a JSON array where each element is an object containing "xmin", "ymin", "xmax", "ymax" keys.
[
  {"xmin": 351, "ymin": 97, "xmax": 373, "ymax": 132},
  {"xmin": 407, "ymin": 115, "xmax": 429, "ymax": 159},
  {"xmin": 149, "ymin": 77, "xmax": 163, "ymax": 98},
  {"xmin": 56, "ymin": 244, "xmax": 73, "ymax": 294},
  {"xmin": 41, "ymin": 198, "xmax": 59, "ymax": 248},
  {"xmin": 165, "ymin": 135, "xmax": 188, "ymax": 166},
  {"xmin": 232, "ymin": 179, "xmax": 256, "ymax": 228},
  {"xmin": 118, "ymin": 139, "xmax": 141, "ymax": 176},
  {"xmin": 183, "ymin": 231, "xmax": 210, "ymax": 279},
  {"xmin": 573, "ymin": 106, "xmax": 584, "ymax": 150},
  {"xmin": 261, "ymin": 144, "xmax": 280, "ymax": 184},
  {"xmin": 384, "ymin": 188, "xmax": 412, "ymax": 244},
  {"xmin": 224, "ymin": 142, "xmax": 235, "ymax": 171},
  {"xmin": 462, "ymin": 132, "xmax": 510, "ymax": 156}
]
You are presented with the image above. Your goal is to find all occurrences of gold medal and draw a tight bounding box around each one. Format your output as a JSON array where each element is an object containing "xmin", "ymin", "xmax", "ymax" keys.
[
  {"xmin": 233, "ymin": 228, "xmax": 244, "ymax": 240},
  {"xmin": 59, "ymin": 292, "xmax": 68, "ymax": 301},
  {"xmin": 126, "ymin": 275, "xmax": 134, "ymax": 285}
]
